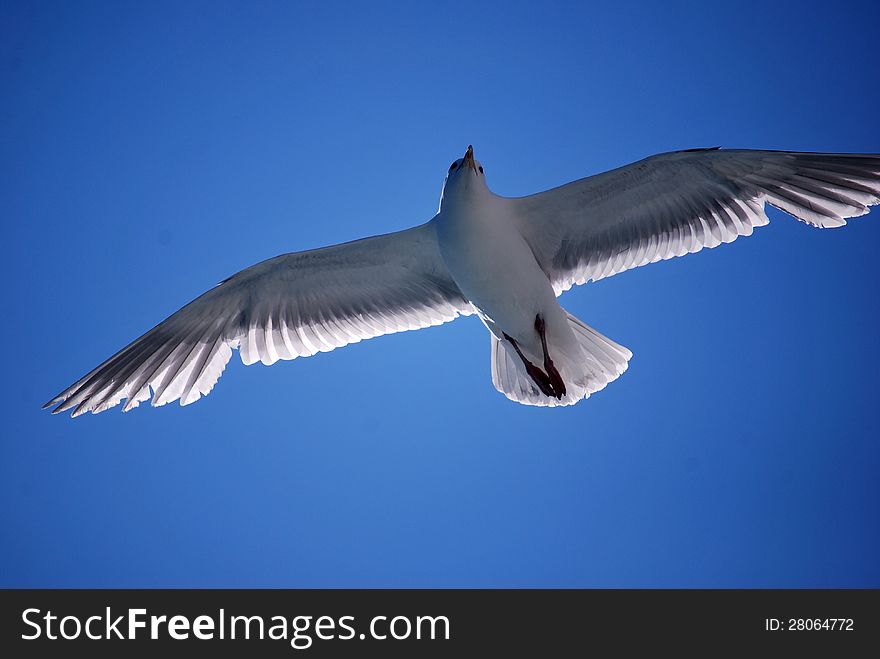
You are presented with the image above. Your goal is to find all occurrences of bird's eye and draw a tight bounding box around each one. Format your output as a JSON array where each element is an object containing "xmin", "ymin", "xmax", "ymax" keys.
[
  {"xmin": 449, "ymin": 162, "xmax": 457, "ymax": 172},
  {"xmin": 478, "ymin": 166, "xmax": 484, "ymax": 174}
]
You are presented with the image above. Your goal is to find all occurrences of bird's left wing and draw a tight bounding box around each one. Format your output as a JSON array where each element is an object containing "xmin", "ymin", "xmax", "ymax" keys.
[
  {"xmin": 510, "ymin": 149, "xmax": 880, "ymax": 294},
  {"xmin": 45, "ymin": 219, "xmax": 472, "ymax": 416}
]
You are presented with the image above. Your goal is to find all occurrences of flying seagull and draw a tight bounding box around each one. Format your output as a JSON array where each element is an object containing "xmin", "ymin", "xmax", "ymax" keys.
[{"xmin": 45, "ymin": 146, "xmax": 879, "ymax": 416}]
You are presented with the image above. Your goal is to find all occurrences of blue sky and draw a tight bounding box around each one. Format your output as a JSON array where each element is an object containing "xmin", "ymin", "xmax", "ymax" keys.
[{"xmin": 2, "ymin": 0, "xmax": 878, "ymax": 587}]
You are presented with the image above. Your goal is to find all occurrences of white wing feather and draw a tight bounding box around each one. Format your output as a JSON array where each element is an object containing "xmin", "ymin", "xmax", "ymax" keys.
[
  {"xmin": 45, "ymin": 219, "xmax": 472, "ymax": 416},
  {"xmin": 511, "ymin": 149, "xmax": 880, "ymax": 294}
]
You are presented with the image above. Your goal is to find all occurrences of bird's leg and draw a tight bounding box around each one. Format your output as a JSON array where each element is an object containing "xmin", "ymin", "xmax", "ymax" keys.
[
  {"xmin": 503, "ymin": 331, "xmax": 562, "ymax": 399},
  {"xmin": 535, "ymin": 314, "xmax": 566, "ymax": 397}
]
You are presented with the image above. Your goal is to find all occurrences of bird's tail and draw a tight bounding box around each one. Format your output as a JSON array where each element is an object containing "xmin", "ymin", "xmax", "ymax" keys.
[{"xmin": 490, "ymin": 311, "xmax": 632, "ymax": 407}]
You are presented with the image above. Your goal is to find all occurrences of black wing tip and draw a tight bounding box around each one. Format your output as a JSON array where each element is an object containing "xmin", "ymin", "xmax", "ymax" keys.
[{"xmin": 679, "ymin": 146, "xmax": 722, "ymax": 153}]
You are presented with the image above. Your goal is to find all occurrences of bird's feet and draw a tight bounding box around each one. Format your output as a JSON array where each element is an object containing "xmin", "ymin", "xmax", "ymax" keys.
[
  {"xmin": 503, "ymin": 316, "xmax": 566, "ymax": 400},
  {"xmin": 535, "ymin": 314, "xmax": 566, "ymax": 398}
]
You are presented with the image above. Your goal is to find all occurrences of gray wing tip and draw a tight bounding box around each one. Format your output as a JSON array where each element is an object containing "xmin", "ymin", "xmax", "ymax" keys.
[
  {"xmin": 43, "ymin": 394, "xmax": 66, "ymax": 411},
  {"xmin": 43, "ymin": 393, "xmax": 79, "ymax": 416},
  {"xmin": 44, "ymin": 389, "xmax": 89, "ymax": 417}
]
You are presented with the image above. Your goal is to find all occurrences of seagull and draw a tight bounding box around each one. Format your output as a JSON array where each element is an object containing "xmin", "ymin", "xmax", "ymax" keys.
[{"xmin": 45, "ymin": 145, "xmax": 880, "ymax": 416}]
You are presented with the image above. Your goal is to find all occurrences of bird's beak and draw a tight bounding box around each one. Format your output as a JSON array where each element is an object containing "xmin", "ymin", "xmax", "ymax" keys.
[{"xmin": 463, "ymin": 145, "xmax": 477, "ymax": 172}]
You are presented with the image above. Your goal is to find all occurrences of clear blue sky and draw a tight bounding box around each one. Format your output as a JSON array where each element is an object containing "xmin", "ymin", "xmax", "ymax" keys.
[{"xmin": 2, "ymin": 0, "xmax": 878, "ymax": 587}]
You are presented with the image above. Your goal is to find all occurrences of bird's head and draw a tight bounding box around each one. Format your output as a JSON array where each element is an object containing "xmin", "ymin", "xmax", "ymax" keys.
[{"xmin": 440, "ymin": 145, "xmax": 488, "ymax": 209}]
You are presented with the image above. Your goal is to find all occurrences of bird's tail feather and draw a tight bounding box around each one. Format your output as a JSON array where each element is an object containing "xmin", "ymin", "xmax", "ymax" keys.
[{"xmin": 490, "ymin": 311, "xmax": 632, "ymax": 407}]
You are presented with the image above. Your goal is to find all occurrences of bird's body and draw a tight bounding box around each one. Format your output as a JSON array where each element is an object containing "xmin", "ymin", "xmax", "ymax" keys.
[
  {"xmin": 436, "ymin": 168, "xmax": 561, "ymax": 365},
  {"xmin": 435, "ymin": 147, "xmax": 612, "ymax": 404},
  {"xmin": 45, "ymin": 145, "xmax": 880, "ymax": 416}
]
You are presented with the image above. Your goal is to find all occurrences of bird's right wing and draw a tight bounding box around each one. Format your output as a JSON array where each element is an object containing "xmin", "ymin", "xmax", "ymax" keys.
[
  {"xmin": 510, "ymin": 149, "xmax": 880, "ymax": 295},
  {"xmin": 45, "ymin": 219, "xmax": 472, "ymax": 417}
]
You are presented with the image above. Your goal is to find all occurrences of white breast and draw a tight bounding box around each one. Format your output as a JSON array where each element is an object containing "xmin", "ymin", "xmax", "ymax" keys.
[{"xmin": 435, "ymin": 194, "xmax": 568, "ymax": 362}]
